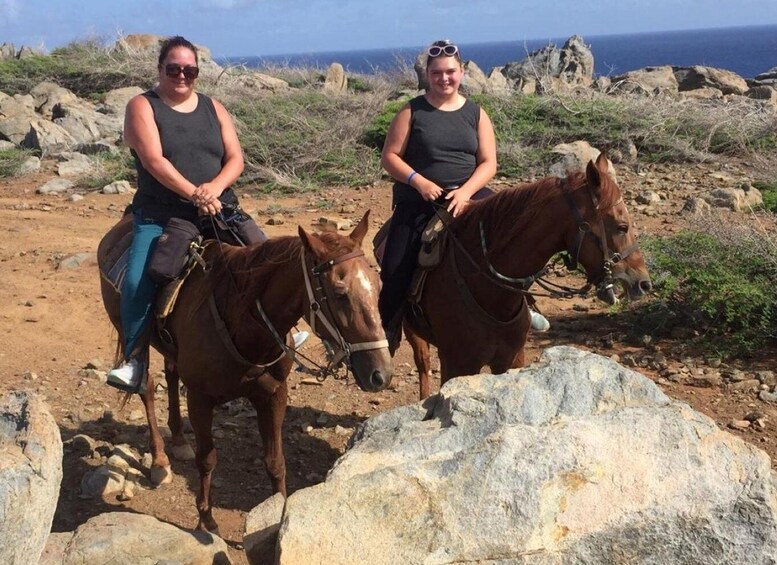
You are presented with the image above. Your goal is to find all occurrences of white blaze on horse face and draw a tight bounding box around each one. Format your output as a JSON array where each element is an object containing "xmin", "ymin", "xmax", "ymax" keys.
[{"xmin": 355, "ymin": 267, "xmax": 375, "ymax": 298}]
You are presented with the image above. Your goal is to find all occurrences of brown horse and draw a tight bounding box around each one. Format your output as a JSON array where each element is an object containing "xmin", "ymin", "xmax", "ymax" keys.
[
  {"xmin": 404, "ymin": 155, "xmax": 652, "ymax": 398},
  {"xmin": 98, "ymin": 211, "xmax": 392, "ymax": 532}
]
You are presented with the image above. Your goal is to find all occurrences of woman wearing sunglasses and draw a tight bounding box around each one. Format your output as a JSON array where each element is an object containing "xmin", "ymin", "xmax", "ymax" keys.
[
  {"xmin": 107, "ymin": 36, "xmax": 307, "ymax": 391},
  {"xmin": 378, "ymin": 39, "xmax": 548, "ymax": 354}
]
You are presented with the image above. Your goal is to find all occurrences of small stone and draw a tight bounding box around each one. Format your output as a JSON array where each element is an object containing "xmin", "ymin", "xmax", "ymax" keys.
[
  {"xmin": 68, "ymin": 193, "xmax": 84, "ymax": 202},
  {"xmin": 319, "ymin": 216, "xmax": 352, "ymax": 231},
  {"xmin": 689, "ymin": 374, "xmax": 721, "ymax": 388},
  {"xmin": 70, "ymin": 434, "xmax": 97, "ymax": 455},
  {"xmin": 334, "ymin": 425, "xmax": 352, "ymax": 436},
  {"xmin": 300, "ymin": 378, "xmax": 324, "ymax": 386},
  {"xmin": 728, "ymin": 420, "xmax": 751, "ymax": 431},
  {"xmin": 572, "ymin": 304, "xmax": 589, "ymax": 312},
  {"xmin": 266, "ymin": 215, "xmax": 285, "ymax": 225},
  {"xmin": 128, "ymin": 409, "xmax": 144, "ymax": 421},
  {"xmin": 22, "ymin": 371, "xmax": 38, "ymax": 381},
  {"xmin": 101, "ymin": 180, "xmax": 132, "ymax": 194},
  {"xmin": 759, "ymin": 390, "xmax": 777, "ymax": 403},
  {"xmin": 729, "ymin": 379, "xmax": 760, "ymax": 392}
]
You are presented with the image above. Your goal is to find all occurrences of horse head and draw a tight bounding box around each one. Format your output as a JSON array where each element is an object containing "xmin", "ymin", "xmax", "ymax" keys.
[
  {"xmin": 568, "ymin": 154, "xmax": 652, "ymax": 305},
  {"xmin": 298, "ymin": 210, "xmax": 393, "ymax": 392}
]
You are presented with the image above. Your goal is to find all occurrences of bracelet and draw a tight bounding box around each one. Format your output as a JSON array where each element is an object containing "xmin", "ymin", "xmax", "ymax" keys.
[{"xmin": 407, "ymin": 171, "xmax": 418, "ymax": 185}]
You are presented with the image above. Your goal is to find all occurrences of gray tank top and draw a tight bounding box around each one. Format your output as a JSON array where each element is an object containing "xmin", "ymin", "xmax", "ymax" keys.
[
  {"xmin": 132, "ymin": 90, "xmax": 237, "ymax": 218},
  {"xmin": 394, "ymin": 95, "xmax": 480, "ymax": 205}
]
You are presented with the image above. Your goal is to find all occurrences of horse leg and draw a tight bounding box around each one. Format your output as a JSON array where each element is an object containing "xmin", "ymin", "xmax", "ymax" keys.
[
  {"xmin": 490, "ymin": 346, "xmax": 526, "ymax": 374},
  {"xmin": 165, "ymin": 361, "xmax": 195, "ymax": 461},
  {"xmin": 403, "ymin": 322, "xmax": 433, "ymax": 400},
  {"xmin": 139, "ymin": 368, "xmax": 173, "ymax": 486},
  {"xmin": 251, "ymin": 380, "xmax": 288, "ymax": 496},
  {"xmin": 439, "ymin": 353, "xmax": 484, "ymax": 388},
  {"xmin": 186, "ymin": 390, "xmax": 219, "ymax": 533}
]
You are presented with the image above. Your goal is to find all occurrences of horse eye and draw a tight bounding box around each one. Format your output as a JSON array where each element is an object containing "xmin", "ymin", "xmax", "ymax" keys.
[
  {"xmin": 332, "ymin": 282, "xmax": 348, "ymax": 297},
  {"xmin": 617, "ymin": 224, "xmax": 629, "ymax": 234}
]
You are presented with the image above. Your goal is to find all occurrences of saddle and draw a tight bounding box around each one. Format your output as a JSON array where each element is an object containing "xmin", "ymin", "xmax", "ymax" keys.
[
  {"xmin": 99, "ymin": 219, "xmax": 206, "ymax": 322},
  {"xmin": 372, "ymin": 209, "xmax": 452, "ymax": 305}
]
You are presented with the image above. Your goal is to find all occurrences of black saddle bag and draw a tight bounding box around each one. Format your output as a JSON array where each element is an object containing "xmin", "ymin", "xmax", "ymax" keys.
[{"xmin": 148, "ymin": 218, "xmax": 201, "ymax": 285}]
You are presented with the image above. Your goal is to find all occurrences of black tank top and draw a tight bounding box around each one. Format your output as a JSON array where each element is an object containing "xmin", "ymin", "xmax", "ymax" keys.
[
  {"xmin": 393, "ymin": 95, "xmax": 480, "ymax": 205},
  {"xmin": 131, "ymin": 90, "xmax": 237, "ymax": 221}
]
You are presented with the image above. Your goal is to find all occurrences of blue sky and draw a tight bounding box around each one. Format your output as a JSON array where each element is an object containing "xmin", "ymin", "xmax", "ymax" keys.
[{"xmin": 2, "ymin": 0, "xmax": 776, "ymax": 57}]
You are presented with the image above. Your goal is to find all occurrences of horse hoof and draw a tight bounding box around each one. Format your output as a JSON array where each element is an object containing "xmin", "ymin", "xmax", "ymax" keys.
[
  {"xmin": 150, "ymin": 464, "xmax": 173, "ymax": 486},
  {"xmin": 197, "ymin": 519, "xmax": 220, "ymax": 535},
  {"xmin": 171, "ymin": 443, "xmax": 195, "ymax": 461}
]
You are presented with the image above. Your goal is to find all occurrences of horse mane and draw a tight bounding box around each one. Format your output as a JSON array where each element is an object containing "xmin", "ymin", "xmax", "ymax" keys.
[{"xmin": 455, "ymin": 170, "xmax": 622, "ymax": 236}]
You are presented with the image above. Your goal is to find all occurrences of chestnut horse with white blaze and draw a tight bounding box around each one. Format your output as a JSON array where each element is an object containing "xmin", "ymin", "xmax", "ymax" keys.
[
  {"xmin": 98, "ymin": 211, "xmax": 391, "ymax": 532},
  {"xmin": 403, "ymin": 155, "xmax": 651, "ymax": 398}
]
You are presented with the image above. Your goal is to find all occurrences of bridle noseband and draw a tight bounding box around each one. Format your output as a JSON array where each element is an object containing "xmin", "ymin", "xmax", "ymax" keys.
[
  {"xmin": 560, "ymin": 180, "xmax": 641, "ymax": 296},
  {"xmin": 299, "ymin": 247, "xmax": 388, "ymax": 372}
]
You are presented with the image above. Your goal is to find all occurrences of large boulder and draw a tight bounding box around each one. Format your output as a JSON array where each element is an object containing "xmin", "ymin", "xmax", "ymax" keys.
[
  {"xmin": 0, "ymin": 391, "xmax": 63, "ymax": 565},
  {"xmin": 611, "ymin": 65, "xmax": 679, "ymax": 95},
  {"xmin": 549, "ymin": 141, "xmax": 616, "ymax": 180},
  {"xmin": 40, "ymin": 512, "xmax": 231, "ymax": 564},
  {"xmin": 276, "ymin": 347, "xmax": 777, "ymax": 564},
  {"xmin": 30, "ymin": 82, "xmax": 79, "ymax": 118},
  {"xmin": 0, "ymin": 43, "xmax": 15, "ymax": 61},
  {"xmin": 323, "ymin": 62, "xmax": 347, "ymax": 93},
  {"xmin": 100, "ymin": 86, "xmax": 144, "ymax": 115},
  {"xmin": 673, "ymin": 65, "xmax": 749, "ymax": 95},
  {"xmin": 753, "ymin": 66, "xmax": 777, "ymax": 87},
  {"xmin": 23, "ymin": 119, "xmax": 76, "ymax": 155}
]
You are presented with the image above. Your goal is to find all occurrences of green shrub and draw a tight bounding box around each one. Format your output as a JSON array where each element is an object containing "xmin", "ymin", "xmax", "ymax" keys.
[
  {"xmin": 753, "ymin": 180, "xmax": 777, "ymax": 213},
  {"xmin": 226, "ymin": 89, "xmax": 385, "ymax": 190},
  {"xmin": 362, "ymin": 97, "xmax": 410, "ymax": 150},
  {"xmin": 77, "ymin": 150, "xmax": 135, "ymax": 190},
  {"xmin": 0, "ymin": 148, "xmax": 35, "ymax": 177},
  {"xmin": 642, "ymin": 227, "xmax": 777, "ymax": 356}
]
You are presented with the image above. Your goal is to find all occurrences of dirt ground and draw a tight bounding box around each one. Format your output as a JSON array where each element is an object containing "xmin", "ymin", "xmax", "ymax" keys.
[{"xmin": 2, "ymin": 160, "xmax": 777, "ymax": 564}]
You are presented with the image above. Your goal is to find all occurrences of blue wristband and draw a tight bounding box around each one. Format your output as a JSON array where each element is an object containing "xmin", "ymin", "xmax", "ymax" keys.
[{"xmin": 407, "ymin": 171, "xmax": 418, "ymax": 185}]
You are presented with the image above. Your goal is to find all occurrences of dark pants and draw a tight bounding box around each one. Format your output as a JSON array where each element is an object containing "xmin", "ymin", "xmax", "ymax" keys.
[
  {"xmin": 378, "ymin": 198, "xmax": 436, "ymax": 346},
  {"xmin": 378, "ymin": 187, "xmax": 492, "ymax": 350}
]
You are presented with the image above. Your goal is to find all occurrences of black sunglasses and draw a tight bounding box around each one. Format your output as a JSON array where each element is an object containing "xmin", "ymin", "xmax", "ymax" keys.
[
  {"xmin": 163, "ymin": 64, "xmax": 200, "ymax": 80},
  {"xmin": 427, "ymin": 44, "xmax": 459, "ymax": 58}
]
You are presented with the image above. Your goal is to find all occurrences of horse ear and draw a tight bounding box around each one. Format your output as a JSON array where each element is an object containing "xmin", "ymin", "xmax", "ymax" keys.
[
  {"xmin": 349, "ymin": 210, "xmax": 370, "ymax": 246},
  {"xmin": 586, "ymin": 158, "xmax": 602, "ymax": 189},
  {"xmin": 298, "ymin": 226, "xmax": 328, "ymax": 260}
]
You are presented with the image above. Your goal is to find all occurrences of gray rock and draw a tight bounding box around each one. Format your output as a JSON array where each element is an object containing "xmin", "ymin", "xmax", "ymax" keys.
[
  {"xmin": 278, "ymin": 347, "xmax": 777, "ymax": 564},
  {"xmin": 0, "ymin": 43, "xmax": 15, "ymax": 61},
  {"xmin": 611, "ymin": 65, "xmax": 679, "ymax": 95},
  {"xmin": 323, "ymin": 62, "xmax": 347, "ymax": 93},
  {"xmin": 102, "ymin": 180, "xmax": 132, "ymax": 194},
  {"xmin": 57, "ymin": 252, "xmax": 96, "ymax": 270},
  {"xmin": 681, "ymin": 196, "xmax": 712, "ymax": 215},
  {"xmin": 244, "ymin": 492, "xmax": 285, "ymax": 565},
  {"xmin": 30, "ymin": 81, "xmax": 79, "ymax": 118},
  {"xmin": 702, "ymin": 186, "xmax": 763, "ymax": 211},
  {"xmin": 18, "ymin": 156, "xmax": 41, "ymax": 175},
  {"xmin": 0, "ymin": 392, "xmax": 63, "ymax": 565},
  {"xmin": 673, "ymin": 65, "xmax": 748, "ymax": 95},
  {"xmin": 37, "ymin": 178, "xmax": 74, "ymax": 194},
  {"xmin": 57, "ymin": 153, "xmax": 93, "ymax": 176},
  {"xmin": 43, "ymin": 512, "xmax": 231, "ymax": 564},
  {"xmin": 100, "ymin": 86, "xmax": 143, "ymax": 115},
  {"xmin": 23, "ymin": 119, "xmax": 76, "ymax": 155}
]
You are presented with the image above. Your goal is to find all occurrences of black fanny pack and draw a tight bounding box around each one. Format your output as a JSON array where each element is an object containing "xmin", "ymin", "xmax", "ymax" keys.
[
  {"xmin": 198, "ymin": 204, "xmax": 267, "ymax": 246},
  {"xmin": 147, "ymin": 218, "xmax": 201, "ymax": 285}
]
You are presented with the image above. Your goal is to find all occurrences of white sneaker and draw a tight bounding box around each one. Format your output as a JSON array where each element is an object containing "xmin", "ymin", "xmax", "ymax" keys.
[
  {"xmin": 107, "ymin": 358, "xmax": 142, "ymax": 390},
  {"xmin": 292, "ymin": 331, "xmax": 310, "ymax": 349},
  {"xmin": 530, "ymin": 309, "xmax": 550, "ymax": 332}
]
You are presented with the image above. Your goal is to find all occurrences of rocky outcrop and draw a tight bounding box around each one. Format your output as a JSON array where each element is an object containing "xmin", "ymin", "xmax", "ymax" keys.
[
  {"xmin": 549, "ymin": 140, "xmax": 616, "ymax": 180},
  {"xmin": 0, "ymin": 391, "xmax": 63, "ymax": 565},
  {"xmin": 674, "ymin": 65, "xmax": 749, "ymax": 95},
  {"xmin": 39, "ymin": 512, "xmax": 232, "ymax": 565},
  {"xmin": 611, "ymin": 65, "xmax": 679, "ymax": 94},
  {"xmin": 502, "ymin": 35, "xmax": 594, "ymax": 91},
  {"xmin": 276, "ymin": 347, "xmax": 777, "ymax": 564}
]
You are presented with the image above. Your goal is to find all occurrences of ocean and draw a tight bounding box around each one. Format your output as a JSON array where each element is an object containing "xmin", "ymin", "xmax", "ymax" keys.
[{"xmin": 221, "ymin": 24, "xmax": 777, "ymax": 80}]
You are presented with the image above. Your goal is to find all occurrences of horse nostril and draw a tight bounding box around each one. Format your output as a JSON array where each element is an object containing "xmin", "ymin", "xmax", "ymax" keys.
[
  {"xmin": 640, "ymin": 279, "xmax": 653, "ymax": 293},
  {"xmin": 371, "ymin": 370, "xmax": 386, "ymax": 389}
]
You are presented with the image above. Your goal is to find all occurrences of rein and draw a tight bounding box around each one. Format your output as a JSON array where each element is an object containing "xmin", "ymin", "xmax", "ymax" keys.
[
  {"xmin": 255, "ymin": 246, "xmax": 388, "ymax": 381},
  {"xmin": 432, "ymin": 176, "xmax": 642, "ymax": 322},
  {"xmin": 205, "ymin": 214, "xmax": 386, "ymax": 382}
]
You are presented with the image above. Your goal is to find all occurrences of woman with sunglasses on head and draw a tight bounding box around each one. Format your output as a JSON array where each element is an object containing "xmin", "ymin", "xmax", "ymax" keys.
[
  {"xmin": 107, "ymin": 36, "xmax": 307, "ymax": 391},
  {"xmin": 378, "ymin": 39, "xmax": 548, "ymax": 354}
]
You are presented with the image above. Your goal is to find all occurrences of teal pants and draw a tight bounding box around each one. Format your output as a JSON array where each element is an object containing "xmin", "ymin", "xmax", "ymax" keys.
[{"xmin": 120, "ymin": 210, "xmax": 164, "ymax": 358}]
